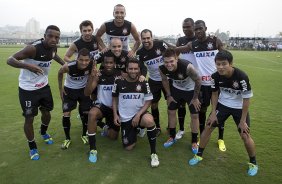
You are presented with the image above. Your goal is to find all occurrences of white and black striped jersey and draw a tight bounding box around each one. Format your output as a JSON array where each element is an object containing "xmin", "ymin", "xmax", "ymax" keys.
[
  {"xmin": 96, "ymin": 69, "xmax": 121, "ymax": 107},
  {"xmin": 159, "ymin": 60, "xmax": 195, "ymax": 91},
  {"xmin": 19, "ymin": 40, "xmax": 57, "ymax": 90},
  {"xmin": 211, "ymin": 67, "xmax": 253, "ymax": 109},
  {"xmin": 64, "ymin": 60, "xmax": 93, "ymax": 89},
  {"xmin": 136, "ymin": 40, "xmax": 168, "ymax": 81},
  {"xmin": 112, "ymin": 79, "xmax": 153, "ymax": 122},
  {"xmin": 192, "ymin": 36, "xmax": 218, "ymax": 86},
  {"xmin": 105, "ymin": 20, "xmax": 131, "ymax": 51},
  {"xmin": 73, "ymin": 35, "xmax": 99, "ymax": 60},
  {"xmin": 177, "ymin": 36, "xmax": 197, "ymax": 67}
]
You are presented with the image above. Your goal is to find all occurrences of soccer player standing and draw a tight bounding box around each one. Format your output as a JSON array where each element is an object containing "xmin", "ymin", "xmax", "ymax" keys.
[{"xmin": 7, "ymin": 25, "xmax": 64, "ymax": 160}]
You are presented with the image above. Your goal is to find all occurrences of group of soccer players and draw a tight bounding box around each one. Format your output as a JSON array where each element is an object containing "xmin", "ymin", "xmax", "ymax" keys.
[{"xmin": 6, "ymin": 3, "xmax": 258, "ymax": 176}]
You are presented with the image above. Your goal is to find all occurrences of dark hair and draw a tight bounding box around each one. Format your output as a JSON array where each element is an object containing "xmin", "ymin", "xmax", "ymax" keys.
[
  {"xmin": 215, "ymin": 50, "xmax": 233, "ymax": 64},
  {"xmin": 104, "ymin": 50, "xmax": 115, "ymax": 59},
  {"xmin": 162, "ymin": 48, "xmax": 177, "ymax": 58},
  {"xmin": 79, "ymin": 20, "xmax": 93, "ymax": 31},
  {"xmin": 141, "ymin": 29, "xmax": 152, "ymax": 38},
  {"xmin": 195, "ymin": 20, "xmax": 206, "ymax": 27},
  {"xmin": 45, "ymin": 25, "xmax": 60, "ymax": 33},
  {"xmin": 183, "ymin": 18, "xmax": 194, "ymax": 24},
  {"xmin": 78, "ymin": 48, "xmax": 90, "ymax": 58},
  {"xmin": 114, "ymin": 4, "xmax": 125, "ymax": 11},
  {"xmin": 126, "ymin": 57, "xmax": 140, "ymax": 68}
]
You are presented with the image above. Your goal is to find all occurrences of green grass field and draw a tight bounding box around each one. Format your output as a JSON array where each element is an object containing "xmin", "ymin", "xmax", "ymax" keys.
[{"xmin": 0, "ymin": 47, "xmax": 281, "ymax": 184}]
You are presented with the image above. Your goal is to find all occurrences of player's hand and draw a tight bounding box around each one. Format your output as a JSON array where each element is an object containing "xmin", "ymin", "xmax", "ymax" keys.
[
  {"xmin": 166, "ymin": 96, "xmax": 177, "ymax": 106},
  {"xmin": 238, "ymin": 121, "xmax": 250, "ymax": 136},
  {"xmin": 114, "ymin": 115, "xmax": 121, "ymax": 126},
  {"xmin": 132, "ymin": 114, "xmax": 140, "ymax": 127},
  {"xmin": 206, "ymin": 112, "xmax": 218, "ymax": 128},
  {"xmin": 138, "ymin": 75, "xmax": 145, "ymax": 82},
  {"xmin": 127, "ymin": 50, "xmax": 135, "ymax": 58},
  {"xmin": 91, "ymin": 62, "xmax": 98, "ymax": 77},
  {"xmin": 59, "ymin": 88, "xmax": 67, "ymax": 101},
  {"xmin": 27, "ymin": 64, "xmax": 44, "ymax": 75},
  {"xmin": 190, "ymin": 98, "xmax": 201, "ymax": 112},
  {"xmin": 100, "ymin": 47, "xmax": 109, "ymax": 54}
]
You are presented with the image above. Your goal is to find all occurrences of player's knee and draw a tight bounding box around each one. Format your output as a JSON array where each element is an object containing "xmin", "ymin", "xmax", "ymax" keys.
[{"xmin": 142, "ymin": 115, "xmax": 155, "ymax": 127}]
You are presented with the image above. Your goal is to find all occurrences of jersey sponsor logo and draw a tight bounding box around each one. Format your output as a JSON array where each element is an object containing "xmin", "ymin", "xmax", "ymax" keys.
[
  {"xmin": 145, "ymin": 57, "xmax": 163, "ymax": 66},
  {"xmin": 136, "ymin": 84, "xmax": 142, "ymax": 92},
  {"xmin": 35, "ymin": 82, "xmax": 45, "ymax": 88},
  {"xmin": 38, "ymin": 61, "xmax": 51, "ymax": 67},
  {"xmin": 240, "ymin": 80, "xmax": 248, "ymax": 92},
  {"xmin": 221, "ymin": 87, "xmax": 241, "ymax": 95},
  {"xmin": 102, "ymin": 86, "xmax": 113, "ymax": 91},
  {"xmin": 195, "ymin": 51, "xmax": 216, "ymax": 58},
  {"xmin": 70, "ymin": 76, "xmax": 85, "ymax": 81},
  {"xmin": 40, "ymin": 55, "xmax": 46, "ymax": 58},
  {"xmin": 109, "ymin": 36, "xmax": 128, "ymax": 42},
  {"xmin": 122, "ymin": 94, "xmax": 141, "ymax": 99},
  {"xmin": 122, "ymin": 87, "xmax": 126, "ymax": 90},
  {"xmin": 207, "ymin": 42, "xmax": 214, "ymax": 50},
  {"xmin": 110, "ymin": 30, "xmax": 115, "ymax": 33}
]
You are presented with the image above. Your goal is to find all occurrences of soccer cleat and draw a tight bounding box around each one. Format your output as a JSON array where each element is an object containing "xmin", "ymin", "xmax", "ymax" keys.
[
  {"xmin": 42, "ymin": 133, "xmax": 54, "ymax": 144},
  {"xmin": 151, "ymin": 153, "xmax": 159, "ymax": 167},
  {"xmin": 163, "ymin": 137, "xmax": 177, "ymax": 148},
  {"xmin": 188, "ymin": 155, "xmax": 203, "ymax": 166},
  {"xmin": 191, "ymin": 143, "xmax": 198, "ymax": 154},
  {"xmin": 175, "ymin": 130, "xmax": 185, "ymax": 140},
  {"xmin": 89, "ymin": 150, "xmax": 98, "ymax": 163},
  {"xmin": 29, "ymin": 149, "xmax": 40, "ymax": 160},
  {"xmin": 156, "ymin": 128, "xmax": 161, "ymax": 137},
  {"xmin": 61, "ymin": 139, "xmax": 71, "ymax": 149},
  {"xmin": 81, "ymin": 135, "xmax": 88, "ymax": 144},
  {"xmin": 101, "ymin": 125, "xmax": 109, "ymax": 137},
  {"xmin": 137, "ymin": 128, "xmax": 146, "ymax": 138},
  {"xmin": 247, "ymin": 163, "xmax": 258, "ymax": 176},
  {"xmin": 218, "ymin": 139, "xmax": 226, "ymax": 152}
]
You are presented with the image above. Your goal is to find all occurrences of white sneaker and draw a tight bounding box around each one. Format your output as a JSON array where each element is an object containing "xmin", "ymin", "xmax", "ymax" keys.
[
  {"xmin": 151, "ymin": 153, "xmax": 159, "ymax": 167},
  {"xmin": 175, "ymin": 130, "xmax": 185, "ymax": 140},
  {"xmin": 137, "ymin": 128, "xmax": 146, "ymax": 138}
]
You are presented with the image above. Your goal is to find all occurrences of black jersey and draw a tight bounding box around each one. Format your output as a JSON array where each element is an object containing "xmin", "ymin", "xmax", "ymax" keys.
[
  {"xmin": 96, "ymin": 69, "xmax": 121, "ymax": 107},
  {"xmin": 211, "ymin": 67, "xmax": 253, "ymax": 109},
  {"xmin": 64, "ymin": 60, "xmax": 93, "ymax": 89},
  {"xmin": 137, "ymin": 40, "xmax": 168, "ymax": 81},
  {"xmin": 74, "ymin": 35, "xmax": 99, "ymax": 60},
  {"xmin": 105, "ymin": 20, "xmax": 132, "ymax": 51},
  {"xmin": 159, "ymin": 59, "xmax": 195, "ymax": 91},
  {"xmin": 19, "ymin": 40, "xmax": 57, "ymax": 90},
  {"xmin": 192, "ymin": 36, "xmax": 218, "ymax": 86},
  {"xmin": 177, "ymin": 36, "xmax": 197, "ymax": 66},
  {"xmin": 112, "ymin": 78, "xmax": 153, "ymax": 122}
]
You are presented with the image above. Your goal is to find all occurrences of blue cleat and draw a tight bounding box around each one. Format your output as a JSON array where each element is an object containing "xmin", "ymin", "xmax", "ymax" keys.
[
  {"xmin": 89, "ymin": 150, "xmax": 98, "ymax": 163},
  {"xmin": 163, "ymin": 137, "xmax": 177, "ymax": 148},
  {"xmin": 30, "ymin": 149, "xmax": 40, "ymax": 160},
  {"xmin": 101, "ymin": 125, "xmax": 109, "ymax": 137},
  {"xmin": 247, "ymin": 163, "xmax": 258, "ymax": 176},
  {"xmin": 188, "ymin": 155, "xmax": 203, "ymax": 166},
  {"xmin": 42, "ymin": 133, "xmax": 54, "ymax": 144}
]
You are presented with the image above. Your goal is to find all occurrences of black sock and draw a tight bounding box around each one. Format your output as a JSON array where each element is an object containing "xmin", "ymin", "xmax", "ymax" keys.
[
  {"xmin": 218, "ymin": 123, "xmax": 224, "ymax": 140},
  {"xmin": 169, "ymin": 128, "xmax": 176, "ymax": 139},
  {"xmin": 152, "ymin": 108, "xmax": 160, "ymax": 128},
  {"xmin": 97, "ymin": 119, "xmax": 106, "ymax": 129},
  {"xmin": 62, "ymin": 116, "xmax": 71, "ymax": 140},
  {"xmin": 147, "ymin": 126, "xmax": 156, "ymax": 154},
  {"xmin": 249, "ymin": 156, "xmax": 257, "ymax": 165},
  {"xmin": 40, "ymin": 123, "xmax": 48, "ymax": 135},
  {"xmin": 88, "ymin": 133, "xmax": 96, "ymax": 150},
  {"xmin": 178, "ymin": 106, "xmax": 186, "ymax": 131},
  {"xmin": 80, "ymin": 114, "xmax": 88, "ymax": 136},
  {"xmin": 192, "ymin": 133, "xmax": 198, "ymax": 143},
  {"xmin": 199, "ymin": 111, "xmax": 206, "ymax": 134},
  {"xmin": 197, "ymin": 147, "xmax": 205, "ymax": 157},
  {"xmin": 28, "ymin": 139, "xmax": 37, "ymax": 150}
]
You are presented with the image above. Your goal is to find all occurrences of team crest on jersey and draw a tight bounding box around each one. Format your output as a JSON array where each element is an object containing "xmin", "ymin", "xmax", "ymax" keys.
[
  {"xmin": 178, "ymin": 73, "xmax": 184, "ymax": 79},
  {"xmin": 232, "ymin": 81, "xmax": 239, "ymax": 89},
  {"xmin": 207, "ymin": 42, "xmax": 214, "ymax": 50},
  {"xmin": 136, "ymin": 84, "xmax": 142, "ymax": 92},
  {"xmin": 121, "ymin": 57, "xmax": 126, "ymax": 62},
  {"xmin": 25, "ymin": 108, "xmax": 33, "ymax": 115},
  {"xmin": 155, "ymin": 49, "xmax": 161, "ymax": 56},
  {"xmin": 63, "ymin": 103, "xmax": 69, "ymax": 110},
  {"xmin": 122, "ymin": 28, "xmax": 128, "ymax": 35},
  {"xmin": 85, "ymin": 71, "xmax": 89, "ymax": 75}
]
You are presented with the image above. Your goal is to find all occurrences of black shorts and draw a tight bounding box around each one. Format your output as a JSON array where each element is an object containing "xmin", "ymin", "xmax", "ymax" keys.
[
  {"xmin": 19, "ymin": 85, "xmax": 53, "ymax": 117},
  {"xmin": 216, "ymin": 103, "xmax": 250, "ymax": 133},
  {"xmin": 121, "ymin": 112, "xmax": 148, "ymax": 147},
  {"xmin": 93, "ymin": 102, "xmax": 120, "ymax": 132},
  {"xmin": 199, "ymin": 85, "xmax": 212, "ymax": 108},
  {"xmin": 168, "ymin": 86, "xmax": 198, "ymax": 114},
  {"xmin": 63, "ymin": 87, "xmax": 92, "ymax": 113},
  {"xmin": 148, "ymin": 78, "xmax": 166, "ymax": 103}
]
